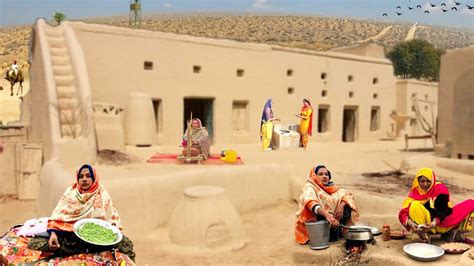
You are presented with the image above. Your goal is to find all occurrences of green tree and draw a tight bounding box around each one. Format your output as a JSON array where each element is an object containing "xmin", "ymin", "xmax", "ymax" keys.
[
  {"xmin": 52, "ymin": 12, "xmax": 66, "ymax": 25},
  {"xmin": 387, "ymin": 39, "xmax": 443, "ymax": 81}
]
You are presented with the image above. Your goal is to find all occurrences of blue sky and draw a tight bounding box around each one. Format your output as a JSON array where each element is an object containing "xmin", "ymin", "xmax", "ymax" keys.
[{"xmin": 1, "ymin": 0, "xmax": 473, "ymax": 28}]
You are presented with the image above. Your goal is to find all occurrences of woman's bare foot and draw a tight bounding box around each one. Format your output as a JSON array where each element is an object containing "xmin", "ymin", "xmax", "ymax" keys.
[{"xmin": 455, "ymin": 231, "xmax": 474, "ymax": 244}]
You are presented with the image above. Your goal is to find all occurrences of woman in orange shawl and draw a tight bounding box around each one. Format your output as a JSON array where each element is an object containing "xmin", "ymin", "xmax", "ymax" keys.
[
  {"xmin": 28, "ymin": 164, "xmax": 135, "ymax": 261},
  {"xmin": 295, "ymin": 165, "xmax": 359, "ymax": 244},
  {"xmin": 295, "ymin": 99, "xmax": 313, "ymax": 149},
  {"xmin": 399, "ymin": 167, "xmax": 474, "ymax": 243}
]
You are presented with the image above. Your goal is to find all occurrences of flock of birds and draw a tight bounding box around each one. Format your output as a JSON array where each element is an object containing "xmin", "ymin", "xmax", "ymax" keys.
[{"xmin": 382, "ymin": 1, "xmax": 474, "ymax": 16}]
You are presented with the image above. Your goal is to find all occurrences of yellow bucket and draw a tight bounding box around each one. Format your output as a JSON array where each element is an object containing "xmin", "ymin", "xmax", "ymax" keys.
[{"xmin": 222, "ymin": 150, "xmax": 237, "ymax": 163}]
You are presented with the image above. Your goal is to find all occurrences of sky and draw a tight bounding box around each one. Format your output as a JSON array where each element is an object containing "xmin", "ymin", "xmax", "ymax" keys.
[{"xmin": 0, "ymin": 0, "xmax": 473, "ymax": 29}]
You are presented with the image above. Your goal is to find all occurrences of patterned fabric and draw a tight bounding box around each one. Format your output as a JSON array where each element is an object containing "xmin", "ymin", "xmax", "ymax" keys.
[
  {"xmin": 295, "ymin": 167, "xmax": 359, "ymax": 244},
  {"xmin": 0, "ymin": 227, "xmax": 134, "ymax": 265},
  {"xmin": 28, "ymin": 232, "xmax": 135, "ymax": 263},
  {"xmin": 47, "ymin": 165, "xmax": 121, "ymax": 232}
]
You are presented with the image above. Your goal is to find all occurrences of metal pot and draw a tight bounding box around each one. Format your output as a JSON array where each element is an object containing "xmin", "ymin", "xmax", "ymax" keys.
[
  {"xmin": 345, "ymin": 227, "xmax": 374, "ymax": 241},
  {"xmin": 305, "ymin": 220, "xmax": 330, "ymax": 250}
]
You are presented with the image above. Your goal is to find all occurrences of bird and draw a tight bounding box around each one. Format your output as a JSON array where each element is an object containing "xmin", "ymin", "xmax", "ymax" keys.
[
  {"xmin": 382, "ymin": 13, "xmax": 388, "ymax": 16},
  {"xmin": 417, "ymin": 5, "xmax": 422, "ymax": 8},
  {"xmin": 454, "ymin": 1, "xmax": 461, "ymax": 5},
  {"xmin": 441, "ymin": 8, "xmax": 448, "ymax": 12},
  {"xmin": 424, "ymin": 10, "xmax": 430, "ymax": 13},
  {"xmin": 441, "ymin": 3, "xmax": 446, "ymax": 6},
  {"xmin": 452, "ymin": 6, "xmax": 458, "ymax": 10},
  {"xmin": 396, "ymin": 12, "xmax": 403, "ymax": 15},
  {"xmin": 397, "ymin": 5, "xmax": 401, "ymax": 9},
  {"xmin": 467, "ymin": 4, "xmax": 474, "ymax": 9},
  {"xmin": 408, "ymin": 6, "xmax": 414, "ymax": 10},
  {"xmin": 430, "ymin": 3, "xmax": 437, "ymax": 7}
]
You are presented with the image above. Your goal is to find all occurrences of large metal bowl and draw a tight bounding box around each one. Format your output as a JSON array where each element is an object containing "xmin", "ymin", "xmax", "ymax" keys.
[
  {"xmin": 73, "ymin": 218, "xmax": 123, "ymax": 246},
  {"xmin": 345, "ymin": 227, "xmax": 373, "ymax": 241},
  {"xmin": 403, "ymin": 243, "xmax": 444, "ymax": 262}
]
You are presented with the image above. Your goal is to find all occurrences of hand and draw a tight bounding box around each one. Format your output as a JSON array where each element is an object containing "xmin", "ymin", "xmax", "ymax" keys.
[
  {"xmin": 325, "ymin": 214, "xmax": 340, "ymax": 228},
  {"xmin": 406, "ymin": 219, "xmax": 418, "ymax": 232},
  {"xmin": 334, "ymin": 203, "xmax": 345, "ymax": 221},
  {"xmin": 423, "ymin": 220, "xmax": 437, "ymax": 230},
  {"xmin": 48, "ymin": 232, "xmax": 60, "ymax": 250}
]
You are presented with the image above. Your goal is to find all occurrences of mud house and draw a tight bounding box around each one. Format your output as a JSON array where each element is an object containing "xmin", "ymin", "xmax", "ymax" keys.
[
  {"xmin": 437, "ymin": 45, "xmax": 474, "ymax": 160},
  {"xmin": 22, "ymin": 19, "xmax": 410, "ymax": 163}
]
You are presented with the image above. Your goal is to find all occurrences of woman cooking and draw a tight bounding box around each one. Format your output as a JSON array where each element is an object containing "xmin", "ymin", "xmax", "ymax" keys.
[
  {"xmin": 398, "ymin": 167, "xmax": 474, "ymax": 243},
  {"xmin": 295, "ymin": 165, "xmax": 360, "ymax": 244}
]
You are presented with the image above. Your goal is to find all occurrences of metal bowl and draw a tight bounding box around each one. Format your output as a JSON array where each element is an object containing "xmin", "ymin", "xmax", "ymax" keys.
[
  {"xmin": 73, "ymin": 218, "xmax": 123, "ymax": 246},
  {"xmin": 403, "ymin": 243, "xmax": 444, "ymax": 262},
  {"xmin": 345, "ymin": 227, "xmax": 373, "ymax": 241},
  {"xmin": 350, "ymin": 225, "xmax": 381, "ymax": 236}
]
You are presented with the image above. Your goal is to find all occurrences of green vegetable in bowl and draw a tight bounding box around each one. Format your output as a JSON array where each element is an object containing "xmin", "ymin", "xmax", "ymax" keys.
[{"xmin": 78, "ymin": 222, "xmax": 116, "ymax": 244}]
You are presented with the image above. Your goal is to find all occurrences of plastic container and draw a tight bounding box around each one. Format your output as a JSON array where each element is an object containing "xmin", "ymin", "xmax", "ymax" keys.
[
  {"xmin": 305, "ymin": 220, "xmax": 330, "ymax": 250},
  {"xmin": 221, "ymin": 150, "xmax": 237, "ymax": 163}
]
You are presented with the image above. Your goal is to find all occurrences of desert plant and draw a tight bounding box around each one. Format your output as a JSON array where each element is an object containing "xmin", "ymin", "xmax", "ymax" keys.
[
  {"xmin": 52, "ymin": 12, "xmax": 66, "ymax": 25},
  {"xmin": 387, "ymin": 39, "xmax": 443, "ymax": 81}
]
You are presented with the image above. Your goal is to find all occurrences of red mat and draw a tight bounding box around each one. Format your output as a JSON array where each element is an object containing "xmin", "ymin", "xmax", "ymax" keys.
[{"xmin": 146, "ymin": 153, "xmax": 244, "ymax": 165}]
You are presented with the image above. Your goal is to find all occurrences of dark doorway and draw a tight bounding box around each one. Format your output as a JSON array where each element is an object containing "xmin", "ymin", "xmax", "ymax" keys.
[
  {"xmin": 318, "ymin": 105, "xmax": 330, "ymax": 133},
  {"xmin": 342, "ymin": 106, "xmax": 358, "ymax": 142},
  {"xmin": 183, "ymin": 98, "xmax": 214, "ymax": 141}
]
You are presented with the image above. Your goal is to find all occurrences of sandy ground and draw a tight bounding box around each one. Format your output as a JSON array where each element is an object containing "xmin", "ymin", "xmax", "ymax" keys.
[
  {"xmin": 0, "ymin": 77, "xmax": 28, "ymax": 124},
  {"xmin": 1, "ymin": 139, "xmax": 473, "ymax": 265}
]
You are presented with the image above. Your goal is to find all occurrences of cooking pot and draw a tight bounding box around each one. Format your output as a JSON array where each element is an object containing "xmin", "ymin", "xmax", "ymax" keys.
[
  {"xmin": 305, "ymin": 220, "xmax": 330, "ymax": 250},
  {"xmin": 345, "ymin": 226, "xmax": 374, "ymax": 241}
]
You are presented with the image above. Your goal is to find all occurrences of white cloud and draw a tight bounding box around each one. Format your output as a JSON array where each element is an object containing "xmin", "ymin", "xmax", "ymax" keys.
[
  {"xmin": 163, "ymin": 2, "xmax": 171, "ymax": 8},
  {"xmin": 253, "ymin": 0, "xmax": 270, "ymax": 9}
]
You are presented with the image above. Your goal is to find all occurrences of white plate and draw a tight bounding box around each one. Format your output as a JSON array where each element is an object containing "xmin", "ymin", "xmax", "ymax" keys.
[
  {"xmin": 73, "ymin": 218, "xmax": 123, "ymax": 246},
  {"xmin": 403, "ymin": 243, "xmax": 444, "ymax": 262}
]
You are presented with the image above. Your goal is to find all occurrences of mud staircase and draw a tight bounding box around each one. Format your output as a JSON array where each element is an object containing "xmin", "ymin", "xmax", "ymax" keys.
[{"xmin": 43, "ymin": 25, "xmax": 82, "ymax": 138}]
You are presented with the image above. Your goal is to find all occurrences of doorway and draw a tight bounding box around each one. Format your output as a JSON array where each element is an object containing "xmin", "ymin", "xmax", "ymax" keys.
[
  {"xmin": 183, "ymin": 98, "xmax": 214, "ymax": 141},
  {"xmin": 342, "ymin": 106, "xmax": 358, "ymax": 142}
]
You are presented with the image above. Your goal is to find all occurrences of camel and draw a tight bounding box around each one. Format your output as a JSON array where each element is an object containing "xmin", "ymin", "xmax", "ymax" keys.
[{"xmin": 4, "ymin": 69, "xmax": 23, "ymax": 96}]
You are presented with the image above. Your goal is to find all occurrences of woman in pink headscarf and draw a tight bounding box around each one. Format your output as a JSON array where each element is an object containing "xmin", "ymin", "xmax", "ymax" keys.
[{"xmin": 399, "ymin": 167, "xmax": 474, "ymax": 243}]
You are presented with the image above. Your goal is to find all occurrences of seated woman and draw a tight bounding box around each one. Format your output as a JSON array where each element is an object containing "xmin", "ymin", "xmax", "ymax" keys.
[
  {"xmin": 28, "ymin": 164, "xmax": 136, "ymax": 262},
  {"xmin": 182, "ymin": 118, "xmax": 211, "ymax": 159},
  {"xmin": 399, "ymin": 167, "xmax": 474, "ymax": 243},
  {"xmin": 295, "ymin": 165, "xmax": 359, "ymax": 244}
]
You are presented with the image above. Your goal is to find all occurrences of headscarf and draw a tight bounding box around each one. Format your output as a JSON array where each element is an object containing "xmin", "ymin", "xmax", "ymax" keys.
[
  {"xmin": 261, "ymin": 99, "xmax": 274, "ymax": 124},
  {"xmin": 308, "ymin": 165, "xmax": 339, "ymax": 194},
  {"xmin": 301, "ymin": 99, "xmax": 313, "ymax": 136},
  {"xmin": 185, "ymin": 118, "xmax": 208, "ymax": 141},
  {"xmin": 402, "ymin": 167, "xmax": 451, "ymax": 209},
  {"xmin": 48, "ymin": 164, "xmax": 122, "ymax": 231}
]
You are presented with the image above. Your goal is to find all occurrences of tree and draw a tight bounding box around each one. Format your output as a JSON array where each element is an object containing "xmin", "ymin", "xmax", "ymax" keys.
[
  {"xmin": 52, "ymin": 12, "xmax": 66, "ymax": 25},
  {"xmin": 387, "ymin": 39, "xmax": 443, "ymax": 81}
]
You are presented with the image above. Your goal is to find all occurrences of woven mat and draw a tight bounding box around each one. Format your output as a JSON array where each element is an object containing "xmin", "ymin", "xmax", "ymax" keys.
[{"xmin": 146, "ymin": 153, "xmax": 244, "ymax": 165}]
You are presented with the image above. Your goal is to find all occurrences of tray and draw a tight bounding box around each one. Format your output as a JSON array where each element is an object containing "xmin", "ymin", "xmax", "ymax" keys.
[{"xmin": 440, "ymin": 242, "xmax": 471, "ymax": 254}]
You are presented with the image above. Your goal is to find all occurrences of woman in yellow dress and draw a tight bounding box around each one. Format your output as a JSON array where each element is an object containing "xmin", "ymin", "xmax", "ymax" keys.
[
  {"xmin": 399, "ymin": 167, "xmax": 474, "ymax": 243},
  {"xmin": 295, "ymin": 99, "xmax": 313, "ymax": 149},
  {"xmin": 260, "ymin": 99, "xmax": 279, "ymax": 151}
]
